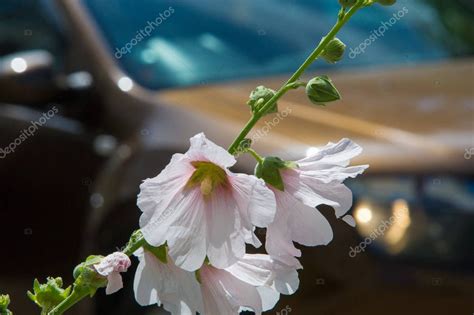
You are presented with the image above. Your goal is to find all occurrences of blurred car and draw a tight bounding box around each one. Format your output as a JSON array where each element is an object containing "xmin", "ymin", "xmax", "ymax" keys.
[{"xmin": 0, "ymin": 0, "xmax": 473, "ymax": 314}]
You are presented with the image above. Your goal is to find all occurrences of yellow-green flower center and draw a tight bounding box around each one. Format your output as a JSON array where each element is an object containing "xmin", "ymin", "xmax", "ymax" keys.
[{"xmin": 186, "ymin": 161, "xmax": 228, "ymax": 196}]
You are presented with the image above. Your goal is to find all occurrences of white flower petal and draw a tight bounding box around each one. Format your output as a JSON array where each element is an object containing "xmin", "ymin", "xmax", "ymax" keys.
[
  {"xmin": 133, "ymin": 251, "xmax": 203, "ymax": 313},
  {"xmin": 272, "ymin": 259, "xmax": 301, "ymax": 295},
  {"xmin": 230, "ymin": 173, "xmax": 276, "ymax": 228},
  {"xmin": 241, "ymin": 226, "xmax": 262, "ymax": 248},
  {"xmin": 187, "ymin": 133, "xmax": 236, "ymax": 168},
  {"xmin": 342, "ymin": 214, "xmax": 356, "ymax": 227},
  {"xmin": 105, "ymin": 272, "xmax": 123, "ymax": 295},
  {"xmin": 201, "ymin": 266, "xmax": 263, "ymax": 314},
  {"xmin": 226, "ymin": 254, "xmax": 300, "ymax": 296},
  {"xmin": 166, "ymin": 189, "xmax": 207, "ymax": 271},
  {"xmin": 298, "ymin": 138, "xmax": 363, "ymax": 168},
  {"xmin": 289, "ymin": 198, "xmax": 333, "ymax": 247},
  {"xmin": 138, "ymin": 154, "xmax": 194, "ymax": 246},
  {"xmin": 265, "ymin": 191, "xmax": 302, "ymax": 263},
  {"xmin": 283, "ymin": 169, "xmax": 361, "ymax": 218},
  {"xmin": 133, "ymin": 251, "xmax": 163, "ymax": 306},
  {"xmin": 257, "ymin": 286, "xmax": 280, "ymax": 311},
  {"xmin": 225, "ymin": 254, "xmax": 273, "ymax": 287},
  {"xmin": 206, "ymin": 187, "xmax": 245, "ymax": 269}
]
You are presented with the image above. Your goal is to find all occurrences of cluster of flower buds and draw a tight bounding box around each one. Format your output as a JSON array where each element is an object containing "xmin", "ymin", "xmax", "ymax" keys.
[
  {"xmin": 27, "ymin": 278, "xmax": 71, "ymax": 314},
  {"xmin": 0, "ymin": 294, "xmax": 12, "ymax": 315}
]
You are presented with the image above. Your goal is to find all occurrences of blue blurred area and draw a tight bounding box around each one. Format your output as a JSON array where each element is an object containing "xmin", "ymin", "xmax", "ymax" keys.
[{"xmin": 81, "ymin": 0, "xmax": 462, "ymax": 89}]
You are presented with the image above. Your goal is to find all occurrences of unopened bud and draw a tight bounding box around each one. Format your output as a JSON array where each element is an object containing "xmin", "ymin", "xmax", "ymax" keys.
[
  {"xmin": 247, "ymin": 86, "xmax": 278, "ymax": 115},
  {"xmin": 305, "ymin": 76, "xmax": 341, "ymax": 105},
  {"xmin": 0, "ymin": 295, "xmax": 12, "ymax": 315},
  {"xmin": 321, "ymin": 38, "xmax": 346, "ymax": 63}
]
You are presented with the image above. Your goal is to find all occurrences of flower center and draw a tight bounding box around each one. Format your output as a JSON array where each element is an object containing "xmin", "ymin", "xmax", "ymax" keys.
[{"xmin": 186, "ymin": 161, "xmax": 228, "ymax": 196}]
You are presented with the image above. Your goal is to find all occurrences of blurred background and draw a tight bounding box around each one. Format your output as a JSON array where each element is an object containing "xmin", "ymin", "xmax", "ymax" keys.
[{"xmin": 0, "ymin": 0, "xmax": 473, "ymax": 314}]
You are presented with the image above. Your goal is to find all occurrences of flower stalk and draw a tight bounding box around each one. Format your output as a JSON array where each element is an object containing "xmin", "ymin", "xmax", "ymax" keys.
[
  {"xmin": 228, "ymin": 1, "xmax": 364, "ymax": 154},
  {"xmin": 27, "ymin": 0, "xmax": 383, "ymax": 313}
]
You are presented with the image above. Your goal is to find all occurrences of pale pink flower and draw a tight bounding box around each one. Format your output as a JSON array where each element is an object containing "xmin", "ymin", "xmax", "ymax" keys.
[
  {"xmin": 138, "ymin": 133, "xmax": 276, "ymax": 271},
  {"xmin": 133, "ymin": 249, "xmax": 299, "ymax": 315},
  {"xmin": 266, "ymin": 139, "xmax": 368, "ymax": 262},
  {"xmin": 200, "ymin": 254, "xmax": 300, "ymax": 314},
  {"xmin": 94, "ymin": 252, "xmax": 131, "ymax": 295},
  {"xmin": 133, "ymin": 249, "xmax": 204, "ymax": 314}
]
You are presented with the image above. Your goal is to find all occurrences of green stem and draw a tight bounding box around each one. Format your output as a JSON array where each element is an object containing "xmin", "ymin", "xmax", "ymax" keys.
[
  {"xmin": 47, "ymin": 289, "xmax": 88, "ymax": 315},
  {"xmin": 246, "ymin": 148, "xmax": 264, "ymax": 163},
  {"xmin": 228, "ymin": 3, "xmax": 362, "ymax": 154},
  {"xmin": 47, "ymin": 232, "xmax": 147, "ymax": 315},
  {"xmin": 123, "ymin": 233, "xmax": 147, "ymax": 256},
  {"xmin": 39, "ymin": 3, "xmax": 368, "ymax": 315}
]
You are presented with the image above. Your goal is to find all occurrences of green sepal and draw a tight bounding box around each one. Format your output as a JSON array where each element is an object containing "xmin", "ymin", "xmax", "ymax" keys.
[
  {"xmin": 195, "ymin": 270, "xmax": 202, "ymax": 284},
  {"xmin": 255, "ymin": 157, "xmax": 286, "ymax": 191},
  {"xmin": 144, "ymin": 243, "xmax": 168, "ymax": 264},
  {"xmin": 72, "ymin": 255, "xmax": 108, "ymax": 298}
]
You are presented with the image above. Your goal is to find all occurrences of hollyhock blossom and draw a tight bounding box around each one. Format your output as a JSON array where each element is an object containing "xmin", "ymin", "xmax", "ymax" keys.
[
  {"xmin": 200, "ymin": 254, "xmax": 300, "ymax": 314},
  {"xmin": 138, "ymin": 133, "xmax": 276, "ymax": 271},
  {"xmin": 134, "ymin": 249, "xmax": 300, "ymax": 315},
  {"xmin": 134, "ymin": 249, "xmax": 204, "ymax": 314},
  {"xmin": 94, "ymin": 252, "xmax": 131, "ymax": 295},
  {"xmin": 266, "ymin": 139, "xmax": 368, "ymax": 262}
]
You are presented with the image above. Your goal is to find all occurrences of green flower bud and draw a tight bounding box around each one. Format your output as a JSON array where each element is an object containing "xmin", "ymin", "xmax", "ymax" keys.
[
  {"xmin": 0, "ymin": 294, "xmax": 12, "ymax": 315},
  {"xmin": 321, "ymin": 38, "xmax": 346, "ymax": 63},
  {"xmin": 375, "ymin": 0, "xmax": 396, "ymax": 5},
  {"xmin": 338, "ymin": 0, "xmax": 357, "ymax": 8},
  {"xmin": 247, "ymin": 86, "xmax": 278, "ymax": 115},
  {"xmin": 255, "ymin": 157, "xmax": 297, "ymax": 191},
  {"xmin": 305, "ymin": 76, "xmax": 341, "ymax": 105},
  {"xmin": 27, "ymin": 277, "xmax": 71, "ymax": 313}
]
